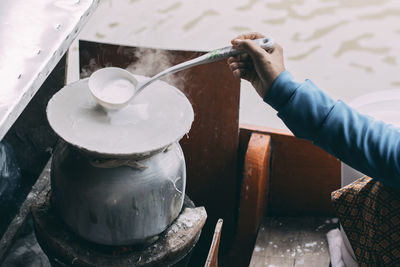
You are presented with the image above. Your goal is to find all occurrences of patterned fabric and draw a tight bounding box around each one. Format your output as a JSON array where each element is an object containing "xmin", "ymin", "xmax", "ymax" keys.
[{"xmin": 331, "ymin": 176, "xmax": 400, "ymax": 266}]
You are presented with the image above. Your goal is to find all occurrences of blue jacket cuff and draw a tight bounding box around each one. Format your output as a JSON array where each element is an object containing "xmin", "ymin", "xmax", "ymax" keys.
[{"xmin": 263, "ymin": 70, "xmax": 301, "ymax": 111}]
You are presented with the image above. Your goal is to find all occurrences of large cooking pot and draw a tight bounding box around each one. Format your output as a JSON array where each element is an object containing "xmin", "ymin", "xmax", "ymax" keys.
[{"xmin": 47, "ymin": 75, "xmax": 194, "ymax": 245}]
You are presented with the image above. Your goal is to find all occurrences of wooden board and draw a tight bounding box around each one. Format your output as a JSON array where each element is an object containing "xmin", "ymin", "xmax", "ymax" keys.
[
  {"xmin": 268, "ymin": 134, "xmax": 340, "ymax": 216},
  {"xmin": 249, "ymin": 217, "xmax": 338, "ymax": 267},
  {"xmin": 229, "ymin": 133, "xmax": 271, "ymax": 267},
  {"xmin": 239, "ymin": 125, "xmax": 341, "ymax": 216},
  {"xmin": 205, "ymin": 219, "xmax": 223, "ymax": 267}
]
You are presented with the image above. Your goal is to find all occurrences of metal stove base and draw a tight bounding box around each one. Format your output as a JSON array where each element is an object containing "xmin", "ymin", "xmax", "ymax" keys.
[{"xmin": 32, "ymin": 194, "xmax": 207, "ymax": 267}]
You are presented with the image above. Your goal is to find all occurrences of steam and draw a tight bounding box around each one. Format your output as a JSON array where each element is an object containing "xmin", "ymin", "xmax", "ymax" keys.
[
  {"xmin": 80, "ymin": 45, "xmax": 188, "ymax": 91},
  {"xmin": 126, "ymin": 48, "xmax": 172, "ymax": 76},
  {"xmin": 125, "ymin": 48, "xmax": 186, "ymax": 90}
]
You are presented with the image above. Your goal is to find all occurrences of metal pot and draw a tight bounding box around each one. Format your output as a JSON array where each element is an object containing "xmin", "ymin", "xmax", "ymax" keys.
[
  {"xmin": 51, "ymin": 140, "xmax": 186, "ymax": 245},
  {"xmin": 46, "ymin": 76, "xmax": 194, "ymax": 245}
]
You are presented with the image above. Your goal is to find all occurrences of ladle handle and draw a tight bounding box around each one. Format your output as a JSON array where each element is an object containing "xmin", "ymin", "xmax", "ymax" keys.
[
  {"xmin": 134, "ymin": 37, "xmax": 274, "ymax": 96},
  {"xmin": 204, "ymin": 37, "xmax": 274, "ymax": 63}
]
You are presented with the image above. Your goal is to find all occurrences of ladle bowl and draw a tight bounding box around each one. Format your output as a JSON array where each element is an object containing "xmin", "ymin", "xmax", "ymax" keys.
[{"xmin": 88, "ymin": 67, "xmax": 138, "ymax": 110}]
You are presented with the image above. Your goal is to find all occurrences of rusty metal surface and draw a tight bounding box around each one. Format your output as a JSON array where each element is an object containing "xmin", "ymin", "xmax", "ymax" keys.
[{"xmin": 0, "ymin": 0, "xmax": 98, "ymax": 140}]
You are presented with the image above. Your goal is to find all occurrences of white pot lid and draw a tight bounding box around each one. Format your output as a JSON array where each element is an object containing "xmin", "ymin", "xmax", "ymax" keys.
[{"xmin": 47, "ymin": 76, "xmax": 194, "ymax": 157}]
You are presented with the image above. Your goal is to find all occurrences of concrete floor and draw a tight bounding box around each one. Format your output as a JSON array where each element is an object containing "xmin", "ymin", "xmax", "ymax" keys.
[{"xmin": 250, "ymin": 217, "xmax": 339, "ymax": 267}]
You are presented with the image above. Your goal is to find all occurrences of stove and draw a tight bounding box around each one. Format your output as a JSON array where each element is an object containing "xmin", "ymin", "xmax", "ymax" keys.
[{"xmin": 32, "ymin": 194, "xmax": 206, "ymax": 267}]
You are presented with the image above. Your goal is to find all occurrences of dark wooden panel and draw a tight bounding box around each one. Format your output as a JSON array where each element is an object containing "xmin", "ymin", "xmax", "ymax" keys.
[
  {"xmin": 240, "ymin": 125, "xmax": 341, "ymax": 216},
  {"xmin": 229, "ymin": 132, "xmax": 271, "ymax": 267},
  {"xmin": 79, "ymin": 41, "xmax": 241, "ymax": 266},
  {"xmin": 268, "ymin": 134, "xmax": 340, "ymax": 216}
]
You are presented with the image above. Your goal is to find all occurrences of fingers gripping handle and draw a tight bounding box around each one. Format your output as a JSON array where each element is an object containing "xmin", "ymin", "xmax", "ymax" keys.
[{"xmin": 206, "ymin": 37, "xmax": 274, "ymax": 62}]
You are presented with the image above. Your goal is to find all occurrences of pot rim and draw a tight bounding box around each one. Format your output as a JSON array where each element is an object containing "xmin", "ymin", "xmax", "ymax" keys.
[{"xmin": 47, "ymin": 78, "xmax": 193, "ymax": 157}]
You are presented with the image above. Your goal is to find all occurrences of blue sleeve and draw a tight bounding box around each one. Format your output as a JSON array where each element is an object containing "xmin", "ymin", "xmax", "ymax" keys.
[{"xmin": 264, "ymin": 71, "xmax": 400, "ymax": 188}]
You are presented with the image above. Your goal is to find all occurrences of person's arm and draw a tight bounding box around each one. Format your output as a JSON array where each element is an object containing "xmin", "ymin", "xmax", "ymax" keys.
[
  {"xmin": 228, "ymin": 33, "xmax": 400, "ymax": 188},
  {"xmin": 266, "ymin": 71, "xmax": 400, "ymax": 188}
]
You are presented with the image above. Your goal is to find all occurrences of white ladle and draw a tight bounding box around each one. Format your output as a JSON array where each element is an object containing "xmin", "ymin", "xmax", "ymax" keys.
[{"xmin": 89, "ymin": 37, "xmax": 274, "ymax": 110}]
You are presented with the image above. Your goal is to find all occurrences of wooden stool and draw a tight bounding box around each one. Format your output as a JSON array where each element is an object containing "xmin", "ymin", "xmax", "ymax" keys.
[{"xmin": 31, "ymin": 195, "xmax": 206, "ymax": 267}]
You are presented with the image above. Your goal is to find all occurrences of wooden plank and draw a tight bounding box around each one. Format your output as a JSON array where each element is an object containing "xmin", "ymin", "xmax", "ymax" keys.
[
  {"xmin": 239, "ymin": 126, "xmax": 341, "ymax": 216},
  {"xmin": 269, "ymin": 134, "xmax": 340, "ymax": 216},
  {"xmin": 240, "ymin": 133, "xmax": 271, "ymax": 231},
  {"xmin": 240, "ymin": 123, "xmax": 293, "ymax": 137},
  {"xmin": 249, "ymin": 217, "xmax": 337, "ymax": 267},
  {"xmin": 205, "ymin": 219, "xmax": 223, "ymax": 267},
  {"xmin": 229, "ymin": 133, "xmax": 271, "ymax": 267},
  {"xmin": 250, "ymin": 255, "xmax": 295, "ymax": 266},
  {"xmin": 79, "ymin": 41, "xmax": 241, "ymax": 266},
  {"xmin": 254, "ymin": 217, "xmax": 300, "ymax": 259}
]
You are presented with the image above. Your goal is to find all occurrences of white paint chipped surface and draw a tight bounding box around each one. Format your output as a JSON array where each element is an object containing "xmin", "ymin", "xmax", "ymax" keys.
[{"xmin": 0, "ymin": 0, "xmax": 98, "ymax": 140}]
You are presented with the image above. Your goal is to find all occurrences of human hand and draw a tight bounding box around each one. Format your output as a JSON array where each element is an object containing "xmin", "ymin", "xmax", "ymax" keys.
[{"xmin": 227, "ymin": 33, "xmax": 285, "ymax": 99}]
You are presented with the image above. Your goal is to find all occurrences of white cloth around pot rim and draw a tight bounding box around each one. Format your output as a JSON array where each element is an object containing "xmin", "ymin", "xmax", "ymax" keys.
[{"xmin": 46, "ymin": 76, "xmax": 194, "ymax": 157}]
